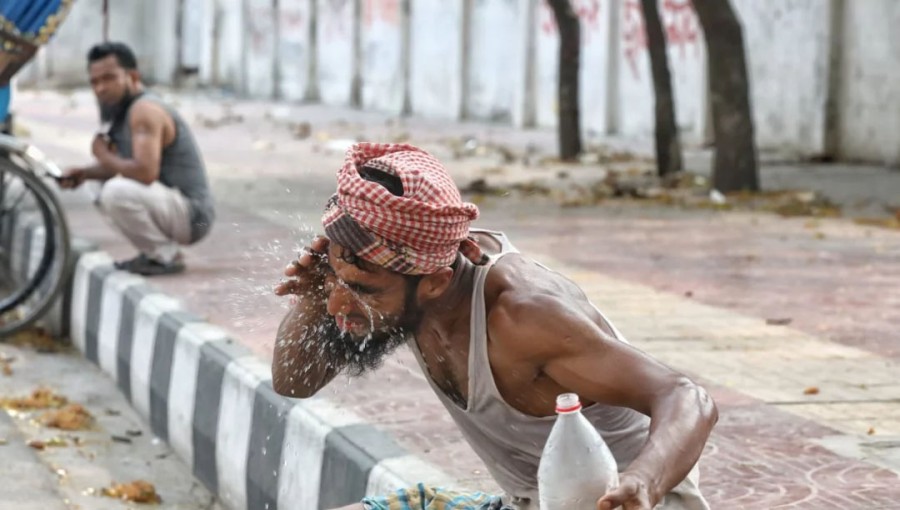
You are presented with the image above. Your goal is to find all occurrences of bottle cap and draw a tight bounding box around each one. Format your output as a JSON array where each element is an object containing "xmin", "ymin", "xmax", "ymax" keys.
[{"xmin": 555, "ymin": 393, "xmax": 582, "ymax": 413}]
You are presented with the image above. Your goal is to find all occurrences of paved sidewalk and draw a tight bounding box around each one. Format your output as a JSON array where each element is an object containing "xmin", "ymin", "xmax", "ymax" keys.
[
  {"xmin": 0, "ymin": 343, "xmax": 221, "ymax": 510},
  {"xmin": 13, "ymin": 88, "xmax": 900, "ymax": 507}
]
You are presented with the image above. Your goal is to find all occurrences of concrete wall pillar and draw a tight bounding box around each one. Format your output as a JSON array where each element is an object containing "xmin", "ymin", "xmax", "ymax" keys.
[
  {"xmin": 145, "ymin": 0, "xmax": 181, "ymax": 85},
  {"xmin": 409, "ymin": 0, "xmax": 465, "ymax": 119},
  {"xmin": 466, "ymin": 0, "xmax": 529, "ymax": 123},
  {"xmin": 360, "ymin": 0, "xmax": 406, "ymax": 113},
  {"xmin": 213, "ymin": 0, "xmax": 246, "ymax": 93},
  {"xmin": 834, "ymin": 0, "xmax": 900, "ymax": 165},
  {"xmin": 731, "ymin": 0, "xmax": 832, "ymax": 158},
  {"xmin": 277, "ymin": 0, "xmax": 315, "ymax": 101},
  {"xmin": 316, "ymin": 0, "xmax": 357, "ymax": 106},
  {"xmin": 244, "ymin": 0, "xmax": 278, "ymax": 98}
]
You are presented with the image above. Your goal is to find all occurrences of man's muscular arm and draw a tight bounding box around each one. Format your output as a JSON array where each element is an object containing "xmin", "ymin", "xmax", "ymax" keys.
[
  {"xmin": 489, "ymin": 292, "xmax": 717, "ymax": 509},
  {"xmin": 272, "ymin": 237, "xmax": 345, "ymax": 398},
  {"xmin": 92, "ymin": 101, "xmax": 165, "ymax": 184}
]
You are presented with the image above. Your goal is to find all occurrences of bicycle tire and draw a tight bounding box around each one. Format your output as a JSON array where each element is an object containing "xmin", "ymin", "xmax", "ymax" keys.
[{"xmin": 0, "ymin": 155, "xmax": 72, "ymax": 338}]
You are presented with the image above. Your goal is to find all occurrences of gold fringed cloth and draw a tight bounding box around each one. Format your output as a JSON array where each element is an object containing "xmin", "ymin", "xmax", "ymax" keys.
[{"xmin": 0, "ymin": 0, "xmax": 75, "ymax": 85}]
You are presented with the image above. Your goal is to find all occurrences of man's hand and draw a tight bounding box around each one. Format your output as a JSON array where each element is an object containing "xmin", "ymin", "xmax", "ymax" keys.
[
  {"xmin": 91, "ymin": 134, "xmax": 114, "ymax": 162},
  {"xmin": 597, "ymin": 472, "xmax": 655, "ymax": 510},
  {"xmin": 274, "ymin": 236, "xmax": 331, "ymax": 298},
  {"xmin": 272, "ymin": 235, "xmax": 340, "ymax": 398},
  {"xmin": 58, "ymin": 168, "xmax": 87, "ymax": 189}
]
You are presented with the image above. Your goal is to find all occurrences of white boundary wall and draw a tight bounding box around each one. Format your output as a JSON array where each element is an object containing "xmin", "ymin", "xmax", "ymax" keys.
[{"xmin": 20, "ymin": 0, "xmax": 900, "ymax": 165}]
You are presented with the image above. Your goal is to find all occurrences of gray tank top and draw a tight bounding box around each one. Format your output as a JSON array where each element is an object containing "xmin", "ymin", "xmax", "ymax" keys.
[
  {"xmin": 108, "ymin": 93, "xmax": 215, "ymax": 241},
  {"xmin": 408, "ymin": 229, "xmax": 651, "ymax": 500}
]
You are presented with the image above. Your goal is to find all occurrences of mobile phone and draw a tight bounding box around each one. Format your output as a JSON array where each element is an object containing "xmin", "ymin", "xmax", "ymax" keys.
[{"xmin": 44, "ymin": 171, "xmax": 71, "ymax": 185}]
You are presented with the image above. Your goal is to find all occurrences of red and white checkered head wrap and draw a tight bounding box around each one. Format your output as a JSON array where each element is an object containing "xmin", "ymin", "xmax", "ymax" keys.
[{"xmin": 322, "ymin": 143, "xmax": 485, "ymax": 275}]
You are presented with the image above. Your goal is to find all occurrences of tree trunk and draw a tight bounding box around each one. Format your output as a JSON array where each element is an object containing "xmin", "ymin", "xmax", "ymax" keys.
[
  {"xmin": 639, "ymin": 0, "xmax": 683, "ymax": 177},
  {"xmin": 547, "ymin": 0, "xmax": 582, "ymax": 160},
  {"xmin": 691, "ymin": 0, "xmax": 759, "ymax": 192}
]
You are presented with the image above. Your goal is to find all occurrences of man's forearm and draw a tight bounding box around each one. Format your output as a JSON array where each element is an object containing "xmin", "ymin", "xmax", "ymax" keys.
[
  {"xmin": 81, "ymin": 163, "xmax": 116, "ymax": 181},
  {"xmin": 95, "ymin": 154, "xmax": 149, "ymax": 183},
  {"xmin": 272, "ymin": 301, "xmax": 342, "ymax": 398},
  {"xmin": 627, "ymin": 379, "xmax": 717, "ymax": 504}
]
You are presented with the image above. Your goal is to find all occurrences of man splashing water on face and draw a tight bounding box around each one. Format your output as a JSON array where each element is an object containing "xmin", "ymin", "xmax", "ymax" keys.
[{"xmin": 273, "ymin": 143, "xmax": 717, "ymax": 510}]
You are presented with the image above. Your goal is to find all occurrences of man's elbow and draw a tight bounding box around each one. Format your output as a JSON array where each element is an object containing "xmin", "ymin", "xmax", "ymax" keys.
[
  {"xmin": 271, "ymin": 369, "xmax": 318, "ymax": 399},
  {"xmin": 677, "ymin": 377, "xmax": 718, "ymax": 430},
  {"xmin": 134, "ymin": 170, "xmax": 157, "ymax": 186}
]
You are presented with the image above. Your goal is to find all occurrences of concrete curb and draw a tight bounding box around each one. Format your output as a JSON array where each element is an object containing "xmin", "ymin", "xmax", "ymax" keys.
[{"xmin": 10, "ymin": 218, "xmax": 453, "ymax": 509}]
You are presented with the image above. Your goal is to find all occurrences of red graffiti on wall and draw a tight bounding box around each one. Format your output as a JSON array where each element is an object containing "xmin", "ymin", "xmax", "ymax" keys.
[
  {"xmin": 539, "ymin": 0, "xmax": 602, "ymax": 45},
  {"xmin": 363, "ymin": 0, "xmax": 400, "ymax": 28},
  {"xmin": 622, "ymin": 0, "xmax": 700, "ymax": 80},
  {"xmin": 249, "ymin": 7, "xmax": 274, "ymax": 51},
  {"xmin": 281, "ymin": 10, "xmax": 305, "ymax": 31}
]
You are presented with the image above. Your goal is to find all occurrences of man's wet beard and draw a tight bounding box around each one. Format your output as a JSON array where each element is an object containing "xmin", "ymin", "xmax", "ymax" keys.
[
  {"xmin": 320, "ymin": 286, "xmax": 423, "ymax": 377},
  {"xmin": 319, "ymin": 320, "xmax": 408, "ymax": 377}
]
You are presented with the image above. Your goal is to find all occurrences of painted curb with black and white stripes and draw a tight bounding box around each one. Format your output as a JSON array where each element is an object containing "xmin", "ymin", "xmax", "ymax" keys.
[{"xmin": 8, "ymin": 213, "xmax": 453, "ymax": 509}]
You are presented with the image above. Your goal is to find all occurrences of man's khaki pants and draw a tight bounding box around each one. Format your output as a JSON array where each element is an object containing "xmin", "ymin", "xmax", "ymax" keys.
[{"xmin": 96, "ymin": 176, "xmax": 192, "ymax": 263}]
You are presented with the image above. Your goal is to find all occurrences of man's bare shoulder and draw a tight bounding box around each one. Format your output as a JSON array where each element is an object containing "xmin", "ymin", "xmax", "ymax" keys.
[
  {"xmin": 483, "ymin": 254, "xmax": 593, "ymax": 359},
  {"xmin": 485, "ymin": 253, "xmax": 615, "ymax": 354},
  {"xmin": 484, "ymin": 252, "xmax": 582, "ymax": 305},
  {"xmin": 129, "ymin": 99, "xmax": 169, "ymax": 125}
]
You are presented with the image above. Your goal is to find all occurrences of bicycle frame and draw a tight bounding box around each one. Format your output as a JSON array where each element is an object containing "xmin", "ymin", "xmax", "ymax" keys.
[
  {"xmin": 0, "ymin": 134, "xmax": 64, "ymax": 180},
  {"xmin": 0, "ymin": 133, "xmax": 63, "ymax": 268}
]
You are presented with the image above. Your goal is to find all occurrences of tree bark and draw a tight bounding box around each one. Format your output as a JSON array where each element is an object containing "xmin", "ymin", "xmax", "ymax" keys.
[
  {"xmin": 547, "ymin": 0, "xmax": 582, "ymax": 160},
  {"xmin": 639, "ymin": 0, "xmax": 683, "ymax": 177},
  {"xmin": 691, "ymin": 0, "xmax": 759, "ymax": 192}
]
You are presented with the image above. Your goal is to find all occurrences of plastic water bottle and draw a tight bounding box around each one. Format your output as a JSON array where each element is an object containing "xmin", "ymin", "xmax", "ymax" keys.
[{"xmin": 537, "ymin": 393, "xmax": 619, "ymax": 510}]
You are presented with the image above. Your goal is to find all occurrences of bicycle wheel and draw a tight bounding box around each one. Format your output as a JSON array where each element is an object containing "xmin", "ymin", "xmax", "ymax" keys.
[{"xmin": 0, "ymin": 150, "xmax": 72, "ymax": 337}]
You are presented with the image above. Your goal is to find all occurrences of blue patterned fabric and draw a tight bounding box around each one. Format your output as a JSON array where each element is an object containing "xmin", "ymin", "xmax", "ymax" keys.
[
  {"xmin": 1, "ymin": 0, "xmax": 73, "ymax": 45},
  {"xmin": 361, "ymin": 484, "xmax": 513, "ymax": 510},
  {"xmin": 0, "ymin": 86, "xmax": 9, "ymax": 120}
]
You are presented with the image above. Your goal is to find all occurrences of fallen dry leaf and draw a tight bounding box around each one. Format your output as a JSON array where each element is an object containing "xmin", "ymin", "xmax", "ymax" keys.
[
  {"xmin": 288, "ymin": 121, "xmax": 311, "ymax": 139},
  {"xmin": 45, "ymin": 436, "xmax": 69, "ymax": 447},
  {"xmin": 8, "ymin": 327, "xmax": 61, "ymax": 353},
  {"xmin": 41, "ymin": 404, "xmax": 94, "ymax": 431},
  {"xmin": 852, "ymin": 217, "xmax": 900, "ymax": 230},
  {"xmin": 27, "ymin": 439, "xmax": 46, "ymax": 450},
  {"xmin": 803, "ymin": 386, "xmax": 820, "ymax": 395},
  {"xmin": 0, "ymin": 388, "xmax": 68, "ymax": 410},
  {"xmin": 101, "ymin": 480, "xmax": 162, "ymax": 504}
]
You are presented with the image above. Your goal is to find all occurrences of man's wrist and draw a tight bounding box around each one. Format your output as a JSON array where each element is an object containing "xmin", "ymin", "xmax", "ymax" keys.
[
  {"xmin": 621, "ymin": 469, "xmax": 663, "ymax": 507},
  {"xmin": 81, "ymin": 165, "xmax": 99, "ymax": 180}
]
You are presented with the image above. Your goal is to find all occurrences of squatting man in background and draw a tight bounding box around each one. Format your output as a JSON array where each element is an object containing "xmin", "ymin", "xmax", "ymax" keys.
[
  {"xmin": 59, "ymin": 42, "xmax": 215, "ymax": 276},
  {"xmin": 273, "ymin": 143, "xmax": 717, "ymax": 510}
]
